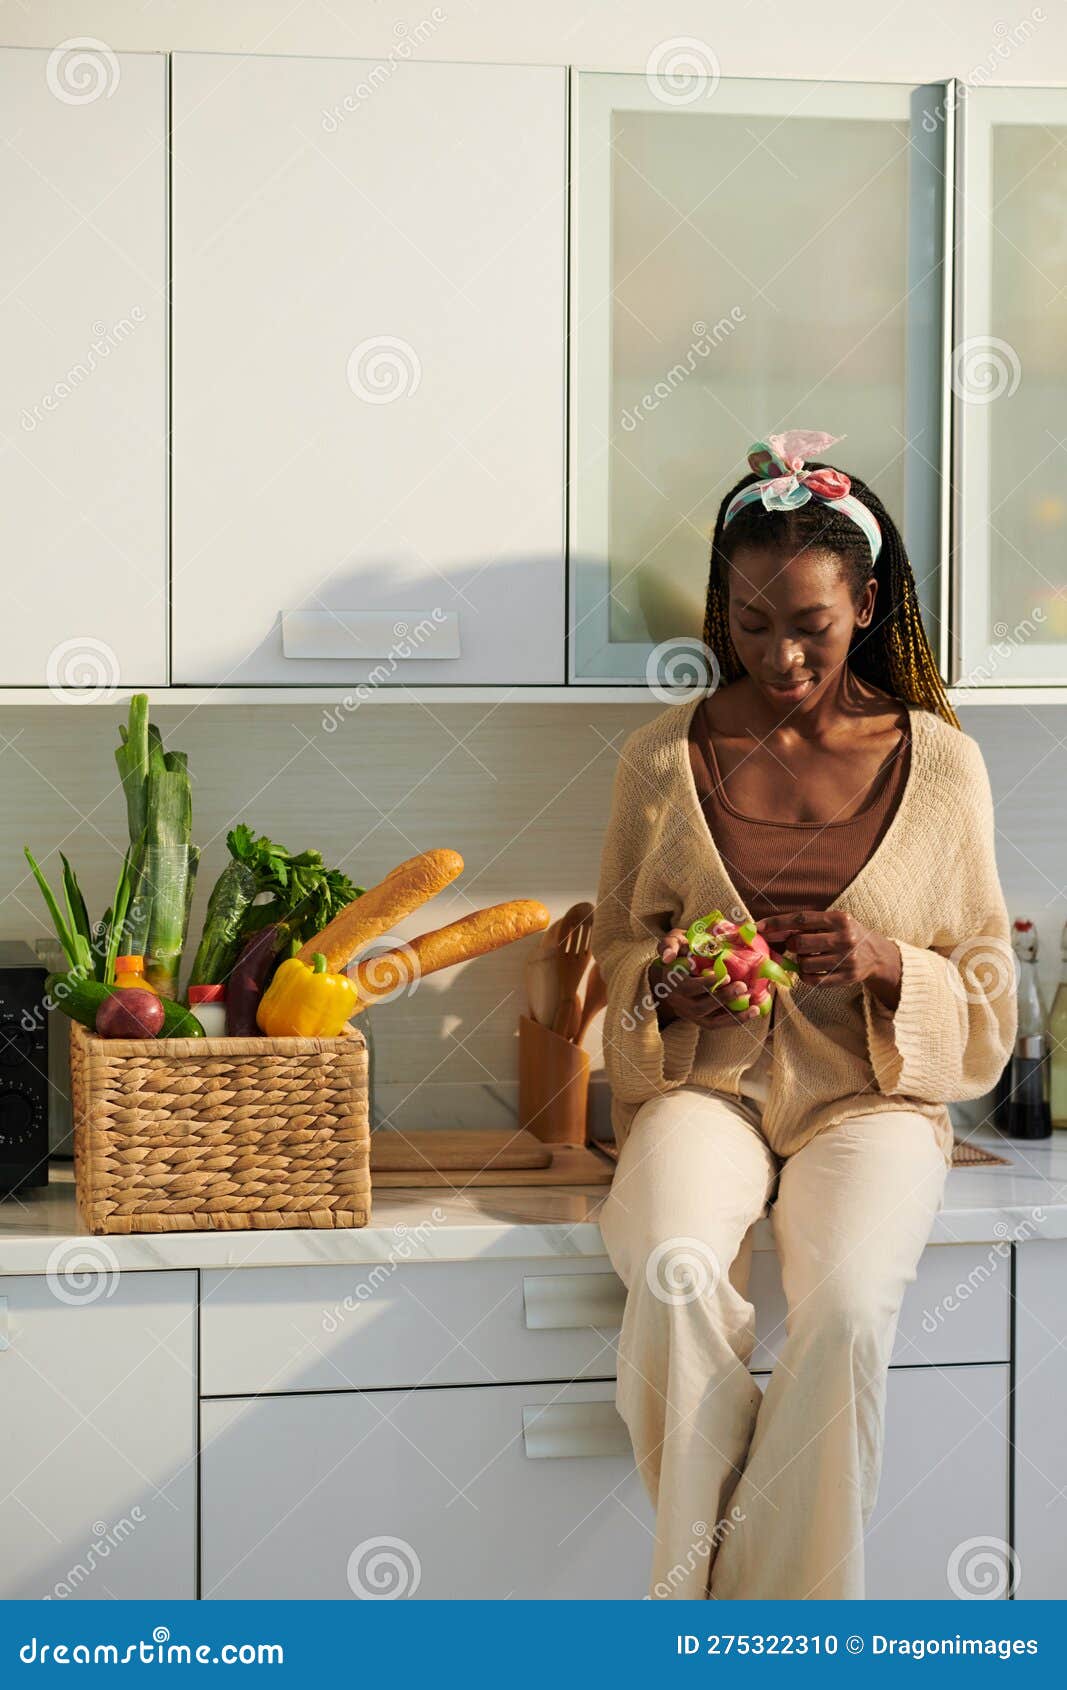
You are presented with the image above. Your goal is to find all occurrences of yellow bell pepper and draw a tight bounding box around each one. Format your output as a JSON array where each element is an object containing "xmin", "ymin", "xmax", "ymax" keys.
[{"xmin": 255, "ymin": 951, "xmax": 359, "ymax": 1037}]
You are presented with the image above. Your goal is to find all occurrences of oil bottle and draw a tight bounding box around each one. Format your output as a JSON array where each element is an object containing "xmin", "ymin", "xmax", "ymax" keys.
[
  {"xmin": 1048, "ymin": 919, "xmax": 1067, "ymax": 1129},
  {"xmin": 994, "ymin": 918, "xmax": 1051, "ymax": 1140}
]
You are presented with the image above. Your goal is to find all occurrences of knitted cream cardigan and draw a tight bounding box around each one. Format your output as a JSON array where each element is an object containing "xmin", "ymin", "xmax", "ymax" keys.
[{"xmin": 591, "ymin": 696, "xmax": 1017, "ymax": 1167}]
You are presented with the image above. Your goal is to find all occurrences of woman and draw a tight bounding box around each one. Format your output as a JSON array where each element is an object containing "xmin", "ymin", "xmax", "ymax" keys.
[{"xmin": 591, "ymin": 430, "xmax": 1016, "ymax": 1602}]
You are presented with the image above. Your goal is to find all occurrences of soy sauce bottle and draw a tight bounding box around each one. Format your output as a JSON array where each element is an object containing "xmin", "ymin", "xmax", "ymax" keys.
[{"xmin": 995, "ymin": 918, "xmax": 1051, "ymax": 1140}]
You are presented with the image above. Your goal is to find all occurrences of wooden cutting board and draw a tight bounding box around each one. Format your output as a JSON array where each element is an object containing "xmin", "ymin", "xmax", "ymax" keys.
[
  {"xmin": 369, "ymin": 1130, "xmax": 614, "ymax": 1187},
  {"xmin": 370, "ymin": 1127, "xmax": 551, "ymax": 1174}
]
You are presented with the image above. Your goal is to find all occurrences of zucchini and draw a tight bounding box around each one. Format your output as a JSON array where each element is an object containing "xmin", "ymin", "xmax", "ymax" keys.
[
  {"xmin": 44, "ymin": 973, "xmax": 204, "ymax": 1038},
  {"xmin": 186, "ymin": 858, "xmax": 260, "ymax": 988}
]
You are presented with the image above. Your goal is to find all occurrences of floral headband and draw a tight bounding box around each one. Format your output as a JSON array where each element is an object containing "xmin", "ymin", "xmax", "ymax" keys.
[{"xmin": 722, "ymin": 429, "xmax": 882, "ymax": 563}]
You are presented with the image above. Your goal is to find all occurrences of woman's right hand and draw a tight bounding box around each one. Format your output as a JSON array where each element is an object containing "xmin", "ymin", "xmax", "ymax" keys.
[{"xmin": 651, "ymin": 929, "xmax": 763, "ymax": 1027}]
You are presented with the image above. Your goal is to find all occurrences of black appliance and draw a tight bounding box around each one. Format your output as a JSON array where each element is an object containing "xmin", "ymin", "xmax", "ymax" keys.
[{"xmin": 0, "ymin": 941, "xmax": 50, "ymax": 1192}]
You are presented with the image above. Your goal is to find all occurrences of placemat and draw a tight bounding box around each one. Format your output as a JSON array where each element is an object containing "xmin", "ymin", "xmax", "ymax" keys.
[{"xmin": 951, "ymin": 1137, "xmax": 1011, "ymax": 1167}]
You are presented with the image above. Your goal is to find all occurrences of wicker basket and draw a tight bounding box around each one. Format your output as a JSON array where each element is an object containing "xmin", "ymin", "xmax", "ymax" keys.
[{"xmin": 70, "ymin": 1020, "xmax": 370, "ymax": 1234}]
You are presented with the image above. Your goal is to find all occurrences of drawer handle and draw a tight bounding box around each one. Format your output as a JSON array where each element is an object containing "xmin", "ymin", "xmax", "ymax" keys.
[
  {"xmin": 522, "ymin": 1401, "xmax": 632, "ymax": 1460},
  {"xmin": 281, "ymin": 609, "xmax": 460, "ymax": 661},
  {"xmin": 522, "ymin": 1272, "xmax": 626, "ymax": 1331}
]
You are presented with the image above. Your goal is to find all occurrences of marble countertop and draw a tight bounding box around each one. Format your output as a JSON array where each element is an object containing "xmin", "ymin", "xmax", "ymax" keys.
[{"xmin": 1, "ymin": 1128, "xmax": 1065, "ymax": 1275}]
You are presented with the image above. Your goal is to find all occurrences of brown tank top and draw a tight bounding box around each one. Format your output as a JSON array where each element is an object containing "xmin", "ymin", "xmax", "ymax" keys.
[{"xmin": 688, "ymin": 699, "xmax": 912, "ymax": 921}]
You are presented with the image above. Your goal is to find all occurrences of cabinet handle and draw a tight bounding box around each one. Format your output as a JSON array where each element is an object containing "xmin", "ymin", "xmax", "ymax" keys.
[
  {"xmin": 522, "ymin": 1401, "xmax": 631, "ymax": 1460},
  {"xmin": 522, "ymin": 1272, "xmax": 625, "ymax": 1331},
  {"xmin": 281, "ymin": 610, "xmax": 460, "ymax": 661},
  {"xmin": 0, "ymin": 1296, "xmax": 8, "ymax": 1352}
]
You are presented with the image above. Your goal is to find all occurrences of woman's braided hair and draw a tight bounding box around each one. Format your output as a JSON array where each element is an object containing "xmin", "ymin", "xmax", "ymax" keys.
[{"xmin": 701, "ymin": 462, "xmax": 960, "ymax": 728}]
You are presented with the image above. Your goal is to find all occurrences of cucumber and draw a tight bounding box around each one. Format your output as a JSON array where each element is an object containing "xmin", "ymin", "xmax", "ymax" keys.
[
  {"xmin": 158, "ymin": 999, "xmax": 205, "ymax": 1039},
  {"xmin": 44, "ymin": 972, "xmax": 204, "ymax": 1038}
]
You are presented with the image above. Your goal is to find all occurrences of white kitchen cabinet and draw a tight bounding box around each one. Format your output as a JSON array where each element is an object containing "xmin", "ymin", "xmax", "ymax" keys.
[
  {"xmin": 955, "ymin": 88, "xmax": 1067, "ymax": 684},
  {"xmin": 0, "ymin": 47, "xmax": 168, "ymax": 688},
  {"xmin": 1013, "ymin": 1239, "xmax": 1066, "ymax": 1598},
  {"xmin": 850, "ymin": 1366, "xmax": 1008, "ymax": 1600},
  {"xmin": 0, "ymin": 1269, "xmax": 196, "ymax": 1599},
  {"xmin": 171, "ymin": 53, "xmax": 566, "ymax": 686},
  {"xmin": 749, "ymin": 1364, "xmax": 1010, "ymax": 1601},
  {"xmin": 569, "ymin": 72, "xmax": 950, "ymax": 682},
  {"xmin": 201, "ymin": 1381, "xmax": 652, "ymax": 1599}
]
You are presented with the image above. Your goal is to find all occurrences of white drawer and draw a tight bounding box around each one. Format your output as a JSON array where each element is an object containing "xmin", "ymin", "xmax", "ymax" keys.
[
  {"xmin": 200, "ymin": 1367, "xmax": 1008, "ymax": 1599},
  {"xmin": 201, "ymin": 1381, "xmax": 652, "ymax": 1599},
  {"xmin": 200, "ymin": 1240, "xmax": 1008, "ymax": 1396},
  {"xmin": 748, "ymin": 1241, "xmax": 1011, "ymax": 1369},
  {"xmin": 199, "ymin": 1258, "xmax": 623, "ymax": 1397}
]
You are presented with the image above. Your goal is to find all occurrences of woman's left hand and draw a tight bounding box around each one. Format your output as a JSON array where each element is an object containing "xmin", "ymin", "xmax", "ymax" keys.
[{"xmin": 756, "ymin": 909, "xmax": 901, "ymax": 1006}]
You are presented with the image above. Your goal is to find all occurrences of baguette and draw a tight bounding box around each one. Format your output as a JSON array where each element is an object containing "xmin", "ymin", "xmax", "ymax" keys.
[
  {"xmin": 351, "ymin": 899, "xmax": 550, "ymax": 1010},
  {"xmin": 296, "ymin": 848, "xmax": 464, "ymax": 972}
]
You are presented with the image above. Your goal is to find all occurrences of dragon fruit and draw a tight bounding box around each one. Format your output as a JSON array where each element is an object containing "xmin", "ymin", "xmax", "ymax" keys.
[{"xmin": 684, "ymin": 910, "xmax": 799, "ymax": 1017}]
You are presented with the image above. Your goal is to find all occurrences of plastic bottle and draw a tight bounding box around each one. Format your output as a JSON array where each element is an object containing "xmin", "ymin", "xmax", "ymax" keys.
[
  {"xmin": 187, "ymin": 983, "xmax": 227, "ymax": 1037},
  {"xmin": 113, "ymin": 953, "xmax": 160, "ymax": 996},
  {"xmin": 1048, "ymin": 920, "xmax": 1067, "ymax": 1128}
]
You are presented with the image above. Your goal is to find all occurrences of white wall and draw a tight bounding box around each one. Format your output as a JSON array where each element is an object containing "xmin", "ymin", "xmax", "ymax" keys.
[
  {"xmin": 3, "ymin": 0, "xmax": 1064, "ymax": 86},
  {"xmin": 3, "ymin": 0, "xmax": 1066, "ymax": 1133},
  {"xmin": 3, "ymin": 700, "xmax": 1064, "ymax": 1135}
]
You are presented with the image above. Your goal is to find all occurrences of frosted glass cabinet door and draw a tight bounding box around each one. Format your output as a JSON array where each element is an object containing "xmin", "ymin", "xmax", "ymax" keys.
[
  {"xmin": 956, "ymin": 89, "xmax": 1067, "ymax": 685},
  {"xmin": 171, "ymin": 55, "xmax": 566, "ymax": 686},
  {"xmin": 0, "ymin": 47, "xmax": 167, "ymax": 688},
  {"xmin": 570, "ymin": 74, "xmax": 950, "ymax": 682}
]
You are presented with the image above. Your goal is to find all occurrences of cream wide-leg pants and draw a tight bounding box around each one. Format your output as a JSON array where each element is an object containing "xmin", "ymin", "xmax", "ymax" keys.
[{"xmin": 598, "ymin": 1038, "xmax": 948, "ymax": 1601}]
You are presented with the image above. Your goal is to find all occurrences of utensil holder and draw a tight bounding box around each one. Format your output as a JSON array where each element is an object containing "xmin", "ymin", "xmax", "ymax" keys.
[{"xmin": 518, "ymin": 1013, "xmax": 590, "ymax": 1146}]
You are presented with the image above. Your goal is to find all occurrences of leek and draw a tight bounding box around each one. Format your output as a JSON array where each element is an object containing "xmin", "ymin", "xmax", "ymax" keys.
[{"xmin": 115, "ymin": 696, "xmax": 197, "ymax": 998}]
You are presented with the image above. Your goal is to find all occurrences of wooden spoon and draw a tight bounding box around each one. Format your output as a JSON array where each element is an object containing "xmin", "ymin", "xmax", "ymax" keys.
[
  {"xmin": 576, "ymin": 961, "xmax": 607, "ymax": 1045},
  {"xmin": 550, "ymin": 903, "xmax": 594, "ymax": 1042},
  {"xmin": 525, "ymin": 952, "xmax": 560, "ymax": 1026}
]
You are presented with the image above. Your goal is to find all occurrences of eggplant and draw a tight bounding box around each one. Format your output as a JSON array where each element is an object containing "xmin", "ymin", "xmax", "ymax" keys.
[{"xmin": 226, "ymin": 922, "xmax": 287, "ymax": 1036}]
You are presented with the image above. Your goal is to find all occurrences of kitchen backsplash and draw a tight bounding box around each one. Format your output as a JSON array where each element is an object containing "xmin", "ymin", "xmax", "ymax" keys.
[{"xmin": 1, "ymin": 702, "xmax": 1063, "ymax": 1132}]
